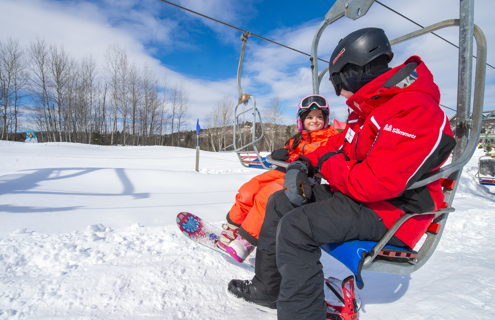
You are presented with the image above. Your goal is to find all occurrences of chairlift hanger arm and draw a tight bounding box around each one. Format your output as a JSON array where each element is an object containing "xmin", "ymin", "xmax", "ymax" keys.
[
  {"xmin": 311, "ymin": 0, "xmax": 375, "ymax": 94},
  {"xmin": 237, "ymin": 31, "xmax": 251, "ymax": 101}
]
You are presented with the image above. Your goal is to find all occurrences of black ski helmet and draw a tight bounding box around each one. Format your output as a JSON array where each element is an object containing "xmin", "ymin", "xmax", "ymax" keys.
[{"xmin": 329, "ymin": 27, "xmax": 393, "ymax": 95}]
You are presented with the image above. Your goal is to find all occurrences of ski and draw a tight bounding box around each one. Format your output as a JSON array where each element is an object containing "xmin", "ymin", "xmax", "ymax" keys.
[{"xmin": 176, "ymin": 212, "xmax": 255, "ymax": 268}]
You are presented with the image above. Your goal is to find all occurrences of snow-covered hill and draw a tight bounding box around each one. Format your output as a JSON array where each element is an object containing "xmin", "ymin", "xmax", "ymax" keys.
[{"xmin": 0, "ymin": 141, "xmax": 493, "ymax": 319}]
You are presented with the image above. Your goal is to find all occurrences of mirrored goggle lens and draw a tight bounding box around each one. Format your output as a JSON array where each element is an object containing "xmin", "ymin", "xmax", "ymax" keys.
[{"xmin": 301, "ymin": 96, "xmax": 328, "ymax": 108}]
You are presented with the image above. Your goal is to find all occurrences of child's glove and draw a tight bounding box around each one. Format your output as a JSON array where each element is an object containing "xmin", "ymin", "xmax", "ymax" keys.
[
  {"xmin": 283, "ymin": 160, "xmax": 312, "ymax": 206},
  {"xmin": 270, "ymin": 148, "xmax": 290, "ymax": 161}
]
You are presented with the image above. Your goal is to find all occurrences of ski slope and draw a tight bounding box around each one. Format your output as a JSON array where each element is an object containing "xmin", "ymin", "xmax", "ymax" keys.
[{"xmin": 0, "ymin": 141, "xmax": 493, "ymax": 319}]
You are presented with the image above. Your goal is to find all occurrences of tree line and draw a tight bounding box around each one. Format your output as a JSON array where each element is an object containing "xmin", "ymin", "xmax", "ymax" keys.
[{"xmin": 0, "ymin": 37, "xmax": 325, "ymax": 152}]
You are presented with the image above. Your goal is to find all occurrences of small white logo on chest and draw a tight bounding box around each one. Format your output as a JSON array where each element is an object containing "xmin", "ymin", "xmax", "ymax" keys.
[{"xmin": 383, "ymin": 124, "xmax": 416, "ymax": 139}]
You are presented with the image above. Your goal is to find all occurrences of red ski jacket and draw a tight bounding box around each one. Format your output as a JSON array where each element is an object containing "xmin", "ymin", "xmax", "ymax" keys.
[{"xmin": 300, "ymin": 56, "xmax": 456, "ymax": 248}]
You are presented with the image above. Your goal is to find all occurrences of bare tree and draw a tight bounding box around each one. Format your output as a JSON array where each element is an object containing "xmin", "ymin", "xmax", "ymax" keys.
[
  {"xmin": 203, "ymin": 96, "xmax": 234, "ymax": 151},
  {"xmin": 104, "ymin": 44, "xmax": 127, "ymax": 145},
  {"xmin": 121, "ymin": 58, "xmax": 131, "ymax": 145},
  {"xmin": 158, "ymin": 76, "xmax": 171, "ymax": 145},
  {"xmin": 175, "ymin": 83, "xmax": 189, "ymax": 147},
  {"xmin": 218, "ymin": 96, "xmax": 234, "ymax": 150},
  {"xmin": 169, "ymin": 84, "xmax": 179, "ymax": 146},
  {"xmin": 49, "ymin": 44, "xmax": 71, "ymax": 141},
  {"xmin": 80, "ymin": 55, "xmax": 97, "ymax": 143},
  {"xmin": 146, "ymin": 82, "xmax": 160, "ymax": 139},
  {"xmin": 90, "ymin": 81, "xmax": 109, "ymax": 143},
  {"xmin": 0, "ymin": 38, "xmax": 28, "ymax": 140},
  {"xmin": 263, "ymin": 97, "xmax": 285, "ymax": 151},
  {"xmin": 65, "ymin": 60, "xmax": 77, "ymax": 142},
  {"xmin": 29, "ymin": 38, "xmax": 56, "ymax": 141},
  {"xmin": 100, "ymin": 83, "xmax": 108, "ymax": 137},
  {"xmin": 141, "ymin": 64, "xmax": 162, "ymax": 143},
  {"xmin": 206, "ymin": 106, "xmax": 221, "ymax": 151},
  {"xmin": 128, "ymin": 63, "xmax": 141, "ymax": 144}
]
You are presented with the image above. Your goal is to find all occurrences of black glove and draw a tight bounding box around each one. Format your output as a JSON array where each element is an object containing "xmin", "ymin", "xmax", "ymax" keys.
[
  {"xmin": 283, "ymin": 160, "xmax": 313, "ymax": 207},
  {"xmin": 270, "ymin": 148, "xmax": 290, "ymax": 161}
]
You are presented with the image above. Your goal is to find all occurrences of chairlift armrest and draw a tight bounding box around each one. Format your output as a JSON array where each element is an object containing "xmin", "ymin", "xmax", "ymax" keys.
[
  {"xmin": 408, "ymin": 137, "xmax": 475, "ymax": 189},
  {"xmin": 265, "ymin": 155, "xmax": 288, "ymax": 168},
  {"xmin": 362, "ymin": 207, "xmax": 453, "ymax": 267}
]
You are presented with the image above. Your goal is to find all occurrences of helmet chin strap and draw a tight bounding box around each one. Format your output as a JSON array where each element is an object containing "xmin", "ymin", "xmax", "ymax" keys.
[{"xmin": 339, "ymin": 67, "xmax": 364, "ymax": 93}]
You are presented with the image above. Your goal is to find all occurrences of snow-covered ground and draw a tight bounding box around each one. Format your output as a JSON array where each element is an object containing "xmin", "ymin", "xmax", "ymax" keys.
[{"xmin": 0, "ymin": 141, "xmax": 493, "ymax": 319}]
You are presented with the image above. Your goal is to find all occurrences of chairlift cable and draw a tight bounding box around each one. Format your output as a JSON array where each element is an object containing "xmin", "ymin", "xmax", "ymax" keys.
[
  {"xmin": 375, "ymin": 1, "xmax": 494, "ymax": 70},
  {"xmin": 440, "ymin": 104, "xmax": 456, "ymax": 112},
  {"xmin": 157, "ymin": 0, "xmax": 329, "ymax": 64}
]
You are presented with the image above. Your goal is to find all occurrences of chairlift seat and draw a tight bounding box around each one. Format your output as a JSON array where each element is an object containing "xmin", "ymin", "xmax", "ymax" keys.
[
  {"xmin": 479, "ymin": 178, "xmax": 495, "ymax": 185},
  {"xmin": 321, "ymin": 179, "xmax": 454, "ymax": 289},
  {"xmin": 321, "ymin": 241, "xmax": 417, "ymax": 289},
  {"xmin": 237, "ymin": 151, "xmax": 272, "ymax": 169}
]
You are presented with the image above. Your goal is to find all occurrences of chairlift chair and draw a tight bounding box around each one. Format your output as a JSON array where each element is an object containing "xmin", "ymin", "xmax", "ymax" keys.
[
  {"xmin": 267, "ymin": 0, "xmax": 487, "ymax": 288},
  {"xmin": 220, "ymin": 32, "xmax": 272, "ymax": 170},
  {"xmin": 475, "ymin": 117, "xmax": 495, "ymax": 185},
  {"xmin": 476, "ymin": 155, "xmax": 495, "ymax": 185}
]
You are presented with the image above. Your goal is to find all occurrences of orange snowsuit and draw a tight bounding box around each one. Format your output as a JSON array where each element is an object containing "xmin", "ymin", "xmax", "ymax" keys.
[{"xmin": 227, "ymin": 126, "xmax": 339, "ymax": 245}]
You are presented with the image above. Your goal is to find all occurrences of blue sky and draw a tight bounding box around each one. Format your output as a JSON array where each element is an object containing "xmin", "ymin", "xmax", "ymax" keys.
[{"xmin": 1, "ymin": 0, "xmax": 494, "ymax": 130}]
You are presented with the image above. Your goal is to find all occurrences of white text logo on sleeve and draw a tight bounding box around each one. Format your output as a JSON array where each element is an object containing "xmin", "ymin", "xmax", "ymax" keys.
[{"xmin": 383, "ymin": 124, "xmax": 417, "ymax": 139}]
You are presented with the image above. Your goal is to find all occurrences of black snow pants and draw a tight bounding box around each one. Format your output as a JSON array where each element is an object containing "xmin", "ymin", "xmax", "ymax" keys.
[{"xmin": 252, "ymin": 185, "xmax": 406, "ymax": 320}]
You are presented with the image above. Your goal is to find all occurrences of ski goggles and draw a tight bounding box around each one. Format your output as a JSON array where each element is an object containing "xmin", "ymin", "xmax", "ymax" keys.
[{"xmin": 297, "ymin": 95, "xmax": 329, "ymax": 116}]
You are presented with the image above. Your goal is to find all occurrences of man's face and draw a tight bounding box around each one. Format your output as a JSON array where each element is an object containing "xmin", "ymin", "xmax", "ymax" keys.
[{"xmin": 340, "ymin": 89, "xmax": 353, "ymax": 99}]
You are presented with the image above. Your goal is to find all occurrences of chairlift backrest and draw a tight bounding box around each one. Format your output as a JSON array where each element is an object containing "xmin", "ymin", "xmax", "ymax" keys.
[
  {"xmin": 479, "ymin": 157, "xmax": 495, "ymax": 176},
  {"xmin": 477, "ymin": 155, "xmax": 495, "ymax": 185}
]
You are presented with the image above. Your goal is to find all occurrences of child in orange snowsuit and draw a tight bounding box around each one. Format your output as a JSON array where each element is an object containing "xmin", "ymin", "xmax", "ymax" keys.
[{"xmin": 217, "ymin": 95, "xmax": 339, "ymax": 262}]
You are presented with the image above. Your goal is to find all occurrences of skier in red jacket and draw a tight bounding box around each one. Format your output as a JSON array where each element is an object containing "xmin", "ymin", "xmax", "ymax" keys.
[{"xmin": 227, "ymin": 27, "xmax": 456, "ymax": 319}]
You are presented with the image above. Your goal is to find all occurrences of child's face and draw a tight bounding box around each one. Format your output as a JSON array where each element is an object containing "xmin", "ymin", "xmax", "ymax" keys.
[{"xmin": 303, "ymin": 109, "xmax": 325, "ymax": 131}]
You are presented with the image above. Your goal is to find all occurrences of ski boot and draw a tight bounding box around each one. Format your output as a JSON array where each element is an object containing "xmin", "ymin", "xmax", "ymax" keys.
[
  {"xmin": 227, "ymin": 279, "xmax": 277, "ymax": 310},
  {"xmin": 216, "ymin": 222, "xmax": 239, "ymax": 249},
  {"xmin": 217, "ymin": 235, "xmax": 254, "ymax": 263}
]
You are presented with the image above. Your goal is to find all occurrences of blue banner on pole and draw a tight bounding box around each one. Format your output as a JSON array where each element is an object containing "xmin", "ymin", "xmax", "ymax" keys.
[{"xmin": 196, "ymin": 119, "xmax": 201, "ymax": 135}]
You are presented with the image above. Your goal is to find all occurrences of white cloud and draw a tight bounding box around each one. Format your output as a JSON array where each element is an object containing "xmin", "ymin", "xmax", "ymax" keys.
[{"xmin": 0, "ymin": 0, "xmax": 145, "ymax": 66}]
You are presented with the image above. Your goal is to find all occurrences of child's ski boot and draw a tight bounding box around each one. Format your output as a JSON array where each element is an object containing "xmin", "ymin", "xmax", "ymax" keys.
[
  {"xmin": 217, "ymin": 235, "xmax": 254, "ymax": 263},
  {"xmin": 217, "ymin": 222, "xmax": 239, "ymax": 248}
]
